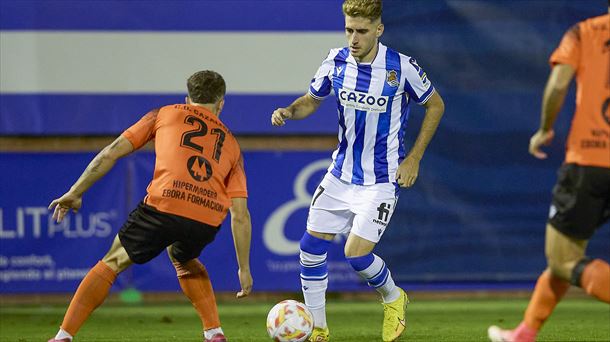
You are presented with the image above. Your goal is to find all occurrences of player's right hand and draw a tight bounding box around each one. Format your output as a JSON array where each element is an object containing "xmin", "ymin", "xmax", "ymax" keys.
[
  {"xmin": 48, "ymin": 191, "xmax": 83, "ymax": 223},
  {"xmin": 271, "ymin": 108, "xmax": 293, "ymax": 126},
  {"xmin": 236, "ymin": 268, "xmax": 252, "ymax": 299},
  {"xmin": 529, "ymin": 129, "xmax": 555, "ymax": 159}
]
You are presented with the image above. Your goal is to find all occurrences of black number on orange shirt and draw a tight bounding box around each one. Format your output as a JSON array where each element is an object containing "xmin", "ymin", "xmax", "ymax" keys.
[
  {"xmin": 181, "ymin": 115, "xmax": 225, "ymax": 161},
  {"xmin": 211, "ymin": 128, "xmax": 225, "ymax": 162},
  {"xmin": 181, "ymin": 116, "xmax": 207, "ymax": 153}
]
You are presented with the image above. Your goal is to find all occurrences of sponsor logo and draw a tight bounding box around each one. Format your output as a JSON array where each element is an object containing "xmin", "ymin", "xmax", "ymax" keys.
[
  {"xmin": 338, "ymin": 89, "xmax": 389, "ymax": 112},
  {"xmin": 0, "ymin": 207, "xmax": 116, "ymax": 239},
  {"xmin": 187, "ymin": 155, "xmax": 212, "ymax": 182},
  {"xmin": 377, "ymin": 203, "xmax": 391, "ymax": 222},
  {"xmin": 373, "ymin": 219, "xmax": 387, "ymax": 227}
]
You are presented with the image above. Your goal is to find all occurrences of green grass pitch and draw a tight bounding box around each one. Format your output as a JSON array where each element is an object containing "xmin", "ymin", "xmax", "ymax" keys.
[{"xmin": 1, "ymin": 298, "xmax": 608, "ymax": 341}]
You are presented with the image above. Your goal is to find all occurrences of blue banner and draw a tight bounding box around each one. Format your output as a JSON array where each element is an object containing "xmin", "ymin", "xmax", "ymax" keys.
[
  {"xmin": 0, "ymin": 94, "xmax": 339, "ymax": 135},
  {"xmin": 0, "ymin": 153, "xmax": 129, "ymax": 292},
  {"xmin": 1, "ymin": 151, "xmax": 609, "ymax": 293}
]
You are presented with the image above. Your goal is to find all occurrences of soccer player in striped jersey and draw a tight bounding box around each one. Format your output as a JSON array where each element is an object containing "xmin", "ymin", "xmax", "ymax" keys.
[{"xmin": 271, "ymin": 1, "xmax": 445, "ymax": 341}]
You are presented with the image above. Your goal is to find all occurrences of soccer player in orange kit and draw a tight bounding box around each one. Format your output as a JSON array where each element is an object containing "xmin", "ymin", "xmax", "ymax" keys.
[
  {"xmin": 47, "ymin": 70, "xmax": 252, "ymax": 342},
  {"xmin": 488, "ymin": 7, "xmax": 610, "ymax": 342}
]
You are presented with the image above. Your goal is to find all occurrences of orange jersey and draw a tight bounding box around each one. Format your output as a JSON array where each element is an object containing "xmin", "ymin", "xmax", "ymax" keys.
[
  {"xmin": 549, "ymin": 14, "xmax": 610, "ymax": 168},
  {"xmin": 122, "ymin": 104, "xmax": 247, "ymax": 226}
]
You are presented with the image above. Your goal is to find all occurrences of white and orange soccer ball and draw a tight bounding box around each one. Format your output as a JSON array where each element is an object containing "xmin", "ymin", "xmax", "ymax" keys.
[{"xmin": 266, "ymin": 300, "xmax": 314, "ymax": 342}]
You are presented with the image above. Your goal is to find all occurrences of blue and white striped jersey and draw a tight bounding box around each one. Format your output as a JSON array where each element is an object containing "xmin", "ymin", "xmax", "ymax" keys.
[{"xmin": 309, "ymin": 42, "xmax": 435, "ymax": 185}]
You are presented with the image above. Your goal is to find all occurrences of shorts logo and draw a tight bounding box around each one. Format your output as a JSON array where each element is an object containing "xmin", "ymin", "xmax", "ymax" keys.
[
  {"xmin": 373, "ymin": 203, "xmax": 391, "ymax": 226},
  {"xmin": 377, "ymin": 203, "xmax": 391, "ymax": 221},
  {"xmin": 549, "ymin": 204, "xmax": 557, "ymax": 219},
  {"xmin": 386, "ymin": 70, "xmax": 399, "ymax": 87}
]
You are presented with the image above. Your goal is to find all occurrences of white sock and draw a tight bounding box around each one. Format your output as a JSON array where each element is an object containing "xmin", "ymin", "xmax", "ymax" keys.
[
  {"xmin": 54, "ymin": 328, "xmax": 73, "ymax": 341},
  {"xmin": 301, "ymin": 277, "xmax": 328, "ymax": 328},
  {"xmin": 300, "ymin": 249, "xmax": 328, "ymax": 328},
  {"xmin": 204, "ymin": 327, "xmax": 223, "ymax": 339}
]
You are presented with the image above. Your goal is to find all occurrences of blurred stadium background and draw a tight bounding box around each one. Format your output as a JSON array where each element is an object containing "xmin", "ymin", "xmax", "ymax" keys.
[{"xmin": 1, "ymin": 0, "xmax": 609, "ymax": 340}]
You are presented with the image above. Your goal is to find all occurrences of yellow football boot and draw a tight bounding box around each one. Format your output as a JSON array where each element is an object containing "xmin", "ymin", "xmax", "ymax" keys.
[
  {"xmin": 381, "ymin": 288, "xmax": 408, "ymax": 341},
  {"xmin": 308, "ymin": 326, "xmax": 330, "ymax": 342}
]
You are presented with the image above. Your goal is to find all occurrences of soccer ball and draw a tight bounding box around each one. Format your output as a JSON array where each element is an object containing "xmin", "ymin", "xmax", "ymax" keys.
[{"xmin": 266, "ymin": 300, "xmax": 314, "ymax": 342}]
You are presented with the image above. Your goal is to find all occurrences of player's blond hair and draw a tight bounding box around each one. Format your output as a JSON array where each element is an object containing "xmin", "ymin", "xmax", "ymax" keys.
[{"xmin": 342, "ymin": 0, "xmax": 382, "ymax": 21}]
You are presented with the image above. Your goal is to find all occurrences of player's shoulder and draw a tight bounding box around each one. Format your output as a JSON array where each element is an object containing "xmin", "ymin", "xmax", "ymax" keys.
[
  {"xmin": 322, "ymin": 47, "xmax": 350, "ymax": 62},
  {"xmin": 569, "ymin": 14, "xmax": 608, "ymax": 38},
  {"xmin": 383, "ymin": 45, "xmax": 418, "ymax": 68},
  {"xmin": 157, "ymin": 104, "xmax": 182, "ymax": 115},
  {"xmin": 582, "ymin": 13, "xmax": 609, "ymax": 27},
  {"xmin": 579, "ymin": 14, "xmax": 609, "ymax": 33}
]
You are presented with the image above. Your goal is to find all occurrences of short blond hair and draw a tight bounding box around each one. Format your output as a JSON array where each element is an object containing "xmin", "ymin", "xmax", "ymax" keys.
[{"xmin": 342, "ymin": 0, "xmax": 382, "ymax": 21}]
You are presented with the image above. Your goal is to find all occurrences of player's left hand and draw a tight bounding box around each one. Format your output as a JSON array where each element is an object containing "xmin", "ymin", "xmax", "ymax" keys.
[
  {"xmin": 48, "ymin": 191, "xmax": 82, "ymax": 223},
  {"xmin": 271, "ymin": 108, "xmax": 293, "ymax": 127},
  {"xmin": 529, "ymin": 129, "xmax": 555, "ymax": 159},
  {"xmin": 236, "ymin": 268, "xmax": 252, "ymax": 299},
  {"xmin": 396, "ymin": 156, "xmax": 420, "ymax": 188}
]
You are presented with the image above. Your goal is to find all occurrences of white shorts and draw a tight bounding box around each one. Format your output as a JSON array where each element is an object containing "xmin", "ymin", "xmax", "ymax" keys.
[{"xmin": 306, "ymin": 172, "xmax": 398, "ymax": 243}]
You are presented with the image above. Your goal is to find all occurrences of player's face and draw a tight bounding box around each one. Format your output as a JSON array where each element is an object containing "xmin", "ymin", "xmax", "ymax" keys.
[{"xmin": 345, "ymin": 16, "xmax": 384, "ymax": 63}]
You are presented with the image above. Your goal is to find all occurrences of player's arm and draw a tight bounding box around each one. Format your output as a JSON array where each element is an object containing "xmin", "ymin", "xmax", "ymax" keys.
[
  {"xmin": 529, "ymin": 64, "xmax": 575, "ymax": 159},
  {"xmin": 271, "ymin": 93, "xmax": 322, "ymax": 126},
  {"xmin": 48, "ymin": 136, "xmax": 135, "ymax": 223},
  {"xmin": 229, "ymin": 197, "xmax": 253, "ymax": 298},
  {"xmin": 396, "ymin": 91, "xmax": 445, "ymax": 188}
]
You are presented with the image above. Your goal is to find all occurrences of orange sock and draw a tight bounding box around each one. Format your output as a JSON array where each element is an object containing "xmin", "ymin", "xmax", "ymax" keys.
[
  {"xmin": 524, "ymin": 269, "xmax": 570, "ymax": 331},
  {"xmin": 174, "ymin": 260, "xmax": 220, "ymax": 329},
  {"xmin": 580, "ymin": 259, "xmax": 610, "ymax": 303},
  {"xmin": 61, "ymin": 261, "xmax": 117, "ymax": 335}
]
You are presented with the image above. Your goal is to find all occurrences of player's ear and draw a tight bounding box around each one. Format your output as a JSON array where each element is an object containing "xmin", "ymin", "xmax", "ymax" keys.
[
  {"xmin": 376, "ymin": 23, "xmax": 384, "ymax": 38},
  {"xmin": 216, "ymin": 98, "xmax": 225, "ymax": 115}
]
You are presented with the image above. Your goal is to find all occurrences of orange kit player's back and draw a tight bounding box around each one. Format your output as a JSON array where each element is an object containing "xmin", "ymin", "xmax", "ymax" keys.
[
  {"xmin": 122, "ymin": 104, "xmax": 247, "ymax": 226},
  {"xmin": 550, "ymin": 13, "xmax": 610, "ymax": 168}
]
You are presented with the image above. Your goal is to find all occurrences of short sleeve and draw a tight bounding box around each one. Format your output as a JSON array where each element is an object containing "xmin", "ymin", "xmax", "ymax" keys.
[
  {"xmin": 402, "ymin": 56, "xmax": 435, "ymax": 105},
  {"xmin": 308, "ymin": 50, "xmax": 336, "ymax": 100},
  {"xmin": 121, "ymin": 108, "xmax": 159, "ymax": 150},
  {"xmin": 549, "ymin": 24, "xmax": 580, "ymax": 71},
  {"xmin": 226, "ymin": 154, "xmax": 248, "ymax": 198}
]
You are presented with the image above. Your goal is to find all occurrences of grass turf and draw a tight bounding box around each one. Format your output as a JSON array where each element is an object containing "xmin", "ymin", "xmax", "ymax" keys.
[{"xmin": 1, "ymin": 298, "xmax": 608, "ymax": 341}]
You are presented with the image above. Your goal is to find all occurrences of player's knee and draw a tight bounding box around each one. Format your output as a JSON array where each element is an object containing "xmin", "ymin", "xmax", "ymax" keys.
[
  {"xmin": 346, "ymin": 253, "xmax": 374, "ymax": 272},
  {"xmin": 344, "ymin": 245, "xmax": 371, "ymax": 258},
  {"xmin": 101, "ymin": 249, "xmax": 132, "ymax": 274},
  {"xmin": 173, "ymin": 259, "xmax": 206, "ymax": 278},
  {"xmin": 546, "ymin": 251, "xmax": 578, "ymax": 281},
  {"xmin": 299, "ymin": 232, "xmax": 331, "ymax": 281},
  {"xmin": 299, "ymin": 232, "xmax": 331, "ymax": 260},
  {"xmin": 569, "ymin": 257, "xmax": 593, "ymax": 287}
]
